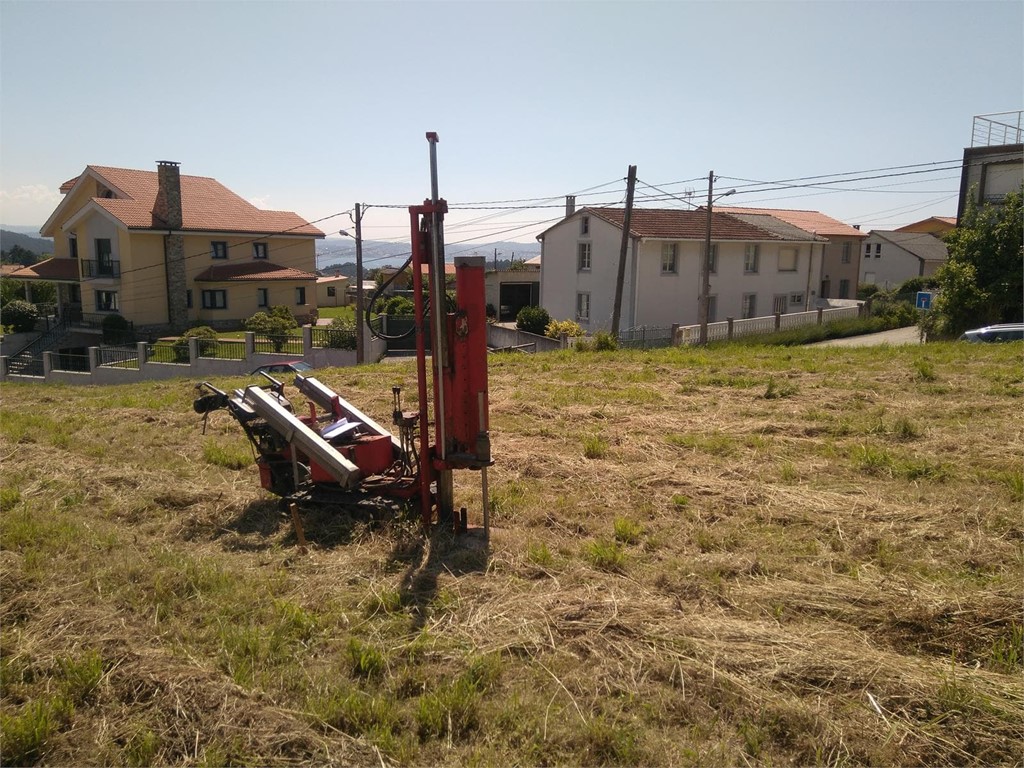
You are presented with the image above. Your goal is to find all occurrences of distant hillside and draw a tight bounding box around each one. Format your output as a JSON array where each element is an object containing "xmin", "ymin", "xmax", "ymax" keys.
[
  {"xmin": 1, "ymin": 229, "xmax": 53, "ymax": 258},
  {"xmin": 317, "ymin": 238, "xmax": 539, "ymax": 272}
]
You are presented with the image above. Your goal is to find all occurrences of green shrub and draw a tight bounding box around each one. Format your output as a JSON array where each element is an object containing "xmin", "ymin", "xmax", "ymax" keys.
[
  {"xmin": 857, "ymin": 283, "xmax": 881, "ymax": 300},
  {"xmin": 2, "ymin": 300, "xmax": 38, "ymax": 333},
  {"xmin": 172, "ymin": 326, "xmax": 218, "ymax": 362},
  {"xmin": 516, "ymin": 305, "xmax": 550, "ymax": 335},
  {"xmin": 324, "ymin": 317, "xmax": 356, "ymax": 349},
  {"xmin": 383, "ymin": 296, "xmax": 415, "ymax": 315},
  {"xmin": 245, "ymin": 309, "xmax": 298, "ymax": 352},
  {"xmin": 101, "ymin": 313, "xmax": 133, "ymax": 344}
]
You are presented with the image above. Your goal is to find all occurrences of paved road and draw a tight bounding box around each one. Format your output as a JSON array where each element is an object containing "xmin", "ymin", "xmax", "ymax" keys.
[{"xmin": 810, "ymin": 325, "xmax": 923, "ymax": 347}]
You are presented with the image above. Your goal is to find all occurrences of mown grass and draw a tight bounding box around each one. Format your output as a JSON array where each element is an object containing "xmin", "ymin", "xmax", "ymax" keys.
[{"xmin": 0, "ymin": 340, "xmax": 1021, "ymax": 766}]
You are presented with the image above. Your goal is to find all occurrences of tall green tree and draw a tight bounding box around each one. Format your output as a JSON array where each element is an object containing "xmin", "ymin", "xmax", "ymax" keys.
[{"xmin": 927, "ymin": 187, "xmax": 1023, "ymax": 337}]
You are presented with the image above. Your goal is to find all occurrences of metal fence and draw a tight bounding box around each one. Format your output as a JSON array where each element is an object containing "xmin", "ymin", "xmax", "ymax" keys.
[
  {"xmin": 254, "ymin": 333, "xmax": 303, "ymax": 355},
  {"xmin": 205, "ymin": 339, "xmax": 246, "ymax": 360},
  {"xmin": 52, "ymin": 353, "xmax": 90, "ymax": 372},
  {"xmin": 617, "ymin": 326, "xmax": 675, "ymax": 349},
  {"xmin": 145, "ymin": 342, "xmax": 185, "ymax": 364},
  {"xmin": 311, "ymin": 326, "xmax": 356, "ymax": 349},
  {"xmin": 98, "ymin": 346, "xmax": 140, "ymax": 370}
]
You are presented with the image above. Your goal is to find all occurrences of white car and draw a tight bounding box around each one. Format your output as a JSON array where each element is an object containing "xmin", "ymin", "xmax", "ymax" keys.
[{"xmin": 958, "ymin": 323, "xmax": 1024, "ymax": 343}]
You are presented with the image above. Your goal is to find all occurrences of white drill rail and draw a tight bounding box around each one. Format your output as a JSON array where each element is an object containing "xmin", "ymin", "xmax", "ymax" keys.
[{"xmin": 243, "ymin": 385, "xmax": 361, "ymax": 489}]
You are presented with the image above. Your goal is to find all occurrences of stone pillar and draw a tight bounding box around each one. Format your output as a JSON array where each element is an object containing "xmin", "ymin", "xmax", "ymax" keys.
[
  {"xmin": 774, "ymin": 313, "xmax": 782, "ymax": 330},
  {"xmin": 137, "ymin": 341, "xmax": 149, "ymax": 369},
  {"xmin": 727, "ymin": 317, "xmax": 734, "ymax": 340},
  {"xmin": 188, "ymin": 336, "xmax": 199, "ymax": 364},
  {"xmin": 0, "ymin": 356, "xmax": 8, "ymax": 379},
  {"xmin": 245, "ymin": 332, "xmax": 255, "ymax": 359},
  {"xmin": 817, "ymin": 307, "xmax": 824, "ymax": 325},
  {"xmin": 302, "ymin": 324, "xmax": 313, "ymax": 357},
  {"xmin": 43, "ymin": 351, "xmax": 53, "ymax": 376},
  {"xmin": 88, "ymin": 346, "xmax": 100, "ymax": 371},
  {"xmin": 670, "ymin": 324, "xmax": 679, "ymax": 346}
]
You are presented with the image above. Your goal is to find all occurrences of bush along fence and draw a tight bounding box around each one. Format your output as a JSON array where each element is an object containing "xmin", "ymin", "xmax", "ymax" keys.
[{"xmin": 0, "ymin": 326, "xmax": 385, "ymax": 386}]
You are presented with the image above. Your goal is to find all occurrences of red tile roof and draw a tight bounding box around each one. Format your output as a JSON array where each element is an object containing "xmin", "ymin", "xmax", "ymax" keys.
[
  {"xmin": 193, "ymin": 260, "xmax": 316, "ymax": 282},
  {"xmin": 57, "ymin": 165, "xmax": 324, "ymax": 237},
  {"xmin": 7, "ymin": 258, "xmax": 81, "ymax": 282},
  {"xmin": 718, "ymin": 206, "xmax": 866, "ymax": 238},
  {"xmin": 582, "ymin": 207, "xmax": 817, "ymax": 241}
]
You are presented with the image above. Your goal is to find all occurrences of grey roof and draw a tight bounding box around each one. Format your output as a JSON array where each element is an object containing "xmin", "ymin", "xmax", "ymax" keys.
[
  {"xmin": 727, "ymin": 213, "xmax": 830, "ymax": 242},
  {"xmin": 872, "ymin": 231, "xmax": 949, "ymax": 262}
]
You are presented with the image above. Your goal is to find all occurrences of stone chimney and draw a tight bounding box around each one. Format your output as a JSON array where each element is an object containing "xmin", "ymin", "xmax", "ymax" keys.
[
  {"xmin": 154, "ymin": 160, "xmax": 183, "ymax": 229},
  {"xmin": 156, "ymin": 161, "xmax": 188, "ymax": 330},
  {"xmin": 565, "ymin": 195, "xmax": 576, "ymax": 217}
]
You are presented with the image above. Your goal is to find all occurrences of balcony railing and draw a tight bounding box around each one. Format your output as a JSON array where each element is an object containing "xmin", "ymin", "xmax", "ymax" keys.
[
  {"xmin": 81, "ymin": 259, "xmax": 121, "ymax": 278},
  {"xmin": 971, "ymin": 111, "xmax": 1023, "ymax": 147}
]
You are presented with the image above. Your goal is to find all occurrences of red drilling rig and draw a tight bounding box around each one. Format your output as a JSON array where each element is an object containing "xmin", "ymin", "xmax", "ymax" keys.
[{"xmin": 193, "ymin": 133, "xmax": 492, "ymax": 535}]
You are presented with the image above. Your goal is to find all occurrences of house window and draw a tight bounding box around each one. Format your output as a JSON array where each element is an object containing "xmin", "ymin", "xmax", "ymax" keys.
[
  {"xmin": 576, "ymin": 292, "xmax": 590, "ymax": 322},
  {"xmin": 778, "ymin": 247, "xmax": 798, "ymax": 272},
  {"xmin": 661, "ymin": 243, "xmax": 677, "ymax": 274},
  {"xmin": 741, "ymin": 293, "xmax": 757, "ymax": 319},
  {"xmin": 864, "ymin": 243, "xmax": 871, "ymax": 258},
  {"xmin": 701, "ymin": 243, "xmax": 719, "ymax": 275},
  {"xmin": 295, "ymin": 287, "xmax": 306, "ymax": 305},
  {"xmin": 202, "ymin": 289, "xmax": 227, "ymax": 309},
  {"xmin": 874, "ymin": 243, "xmax": 882, "ymax": 257},
  {"xmin": 95, "ymin": 290, "xmax": 118, "ymax": 312},
  {"xmin": 186, "ymin": 289, "xmax": 193, "ymax": 309},
  {"xmin": 257, "ymin": 288, "xmax": 268, "ymax": 308},
  {"xmin": 95, "ymin": 238, "xmax": 113, "ymax": 271},
  {"xmin": 790, "ymin": 293, "xmax": 805, "ymax": 306},
  {"xmin": 744, "ymin": 244, "xmax": 759, "ymax": 274},
  {"xmin": 327, "ymin": 286, "xmax": 336, "ymax": 297},
  {"xmin": 773, "ymin": 295, "xmax": 788, "ymax": 315},
  {"xmin": 253, "ymin": 242, "xmax": 268, "ymax": 259},
  {"xmin": 68, "ymin": 236, "xmax": 78, "ymax": 259},
  {"xmin": 841, "ymin": 242, "xmax": 851, "ymax": 264},
  {"xmin": 577, "ymin": 242, "xmax": 591, "ymax": 271},
  {"xmin": 580, "ymin": 215, "xmax": 589, "ymax": 236},
  {"xmin": 211, "ymin": 241, "xmax": 228, "ymax": 260},
  {"xmin": 708, "ymin": 295, "xmax": 718, "ymax": 323},
  {"xmin": 839, "ymin": 279, "xmax": 850, "ymax": 299}
]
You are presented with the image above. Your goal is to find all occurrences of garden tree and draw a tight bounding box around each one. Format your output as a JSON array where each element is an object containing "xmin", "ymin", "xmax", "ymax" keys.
[
  {"xmin": 0, "ymin": 244, "xmax": 39, "ymax": 266},
  {"xmin": 927, "ymin": 187, "xmax": 1023, "ymax": 337},
  {"xmin": 1, "ymin": 278, "xmax": 25, "ymax": 307}
]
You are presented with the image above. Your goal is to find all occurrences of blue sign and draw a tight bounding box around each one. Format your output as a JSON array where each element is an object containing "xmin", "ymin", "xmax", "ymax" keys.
[{"xmin": 916, "ymin": 292, "xmax": 933, "ymax": 310}]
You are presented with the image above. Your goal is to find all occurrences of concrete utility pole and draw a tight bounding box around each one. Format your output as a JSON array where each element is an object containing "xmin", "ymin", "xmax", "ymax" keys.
[
  {"xmin": 611, "ymin": 164, "xmax": 637, "ymax": 337},
  {"xmin": 699, "ymin": 172, "xmax": 734, "ymax": 345},
  {"xmin": 354, "ymin": 203, "xmax": 365, "ymax": 364}
]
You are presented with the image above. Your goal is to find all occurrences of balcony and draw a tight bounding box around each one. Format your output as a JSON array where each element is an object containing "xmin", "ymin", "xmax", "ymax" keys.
[{"xmin": 82, "ymin": 259, "xmax": 121, "ymax": 278}]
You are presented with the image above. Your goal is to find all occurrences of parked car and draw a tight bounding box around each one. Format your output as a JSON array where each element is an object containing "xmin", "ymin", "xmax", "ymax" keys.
[
  {"xmin": 250, "ymin": 360, "xmax": 313, "ymax": 376},
  {"xmin": 958, "ymin": 323, "xmax": 1024, "ymax": 343}
]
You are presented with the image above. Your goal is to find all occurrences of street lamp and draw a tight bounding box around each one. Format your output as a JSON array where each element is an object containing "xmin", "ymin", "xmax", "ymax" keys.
[{"xmin": 699, "ymin": 171, "xmax": 735, "ymax": 346}]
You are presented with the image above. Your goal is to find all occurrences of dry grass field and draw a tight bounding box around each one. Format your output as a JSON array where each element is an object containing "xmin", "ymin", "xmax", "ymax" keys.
[{"xmin": 1, "ymin": 341, "xmax": 1022, "ymax": 766}]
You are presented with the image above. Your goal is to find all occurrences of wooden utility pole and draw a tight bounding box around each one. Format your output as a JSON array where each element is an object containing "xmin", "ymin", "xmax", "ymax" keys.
[{"xmin": 611, "ymin": 165, "xmax": 637, "ymax": 337}]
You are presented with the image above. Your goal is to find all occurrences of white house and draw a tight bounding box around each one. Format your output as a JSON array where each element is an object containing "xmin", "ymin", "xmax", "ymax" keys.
[
  {"xmin": 536, "ymin": 207, "xmax": 826, "ymax": 332},
  {"xmin": 859, "ymin": 231, "xmax": 949, "ymax": 290}
]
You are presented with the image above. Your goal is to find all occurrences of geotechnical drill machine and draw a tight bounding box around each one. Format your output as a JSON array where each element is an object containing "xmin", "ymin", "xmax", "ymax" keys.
[{"xmin": 193, "ymin": 133, "xmax": 492, "ymax": 535}]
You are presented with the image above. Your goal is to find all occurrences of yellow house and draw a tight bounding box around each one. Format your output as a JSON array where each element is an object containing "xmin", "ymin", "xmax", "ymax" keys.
[
  {"xmin": 28, "ymin": 161, "xmax": 324, "ymax": 331},
  {"xmin": 316, "ymin": 275, "xmax": 350, "ymax": 307}
]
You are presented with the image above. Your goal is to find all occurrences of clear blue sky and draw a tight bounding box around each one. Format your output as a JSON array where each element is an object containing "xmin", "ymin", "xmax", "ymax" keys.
[{"xmin": 1, "ymin": 0, "xmax": 1021, "ymax": 247}]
